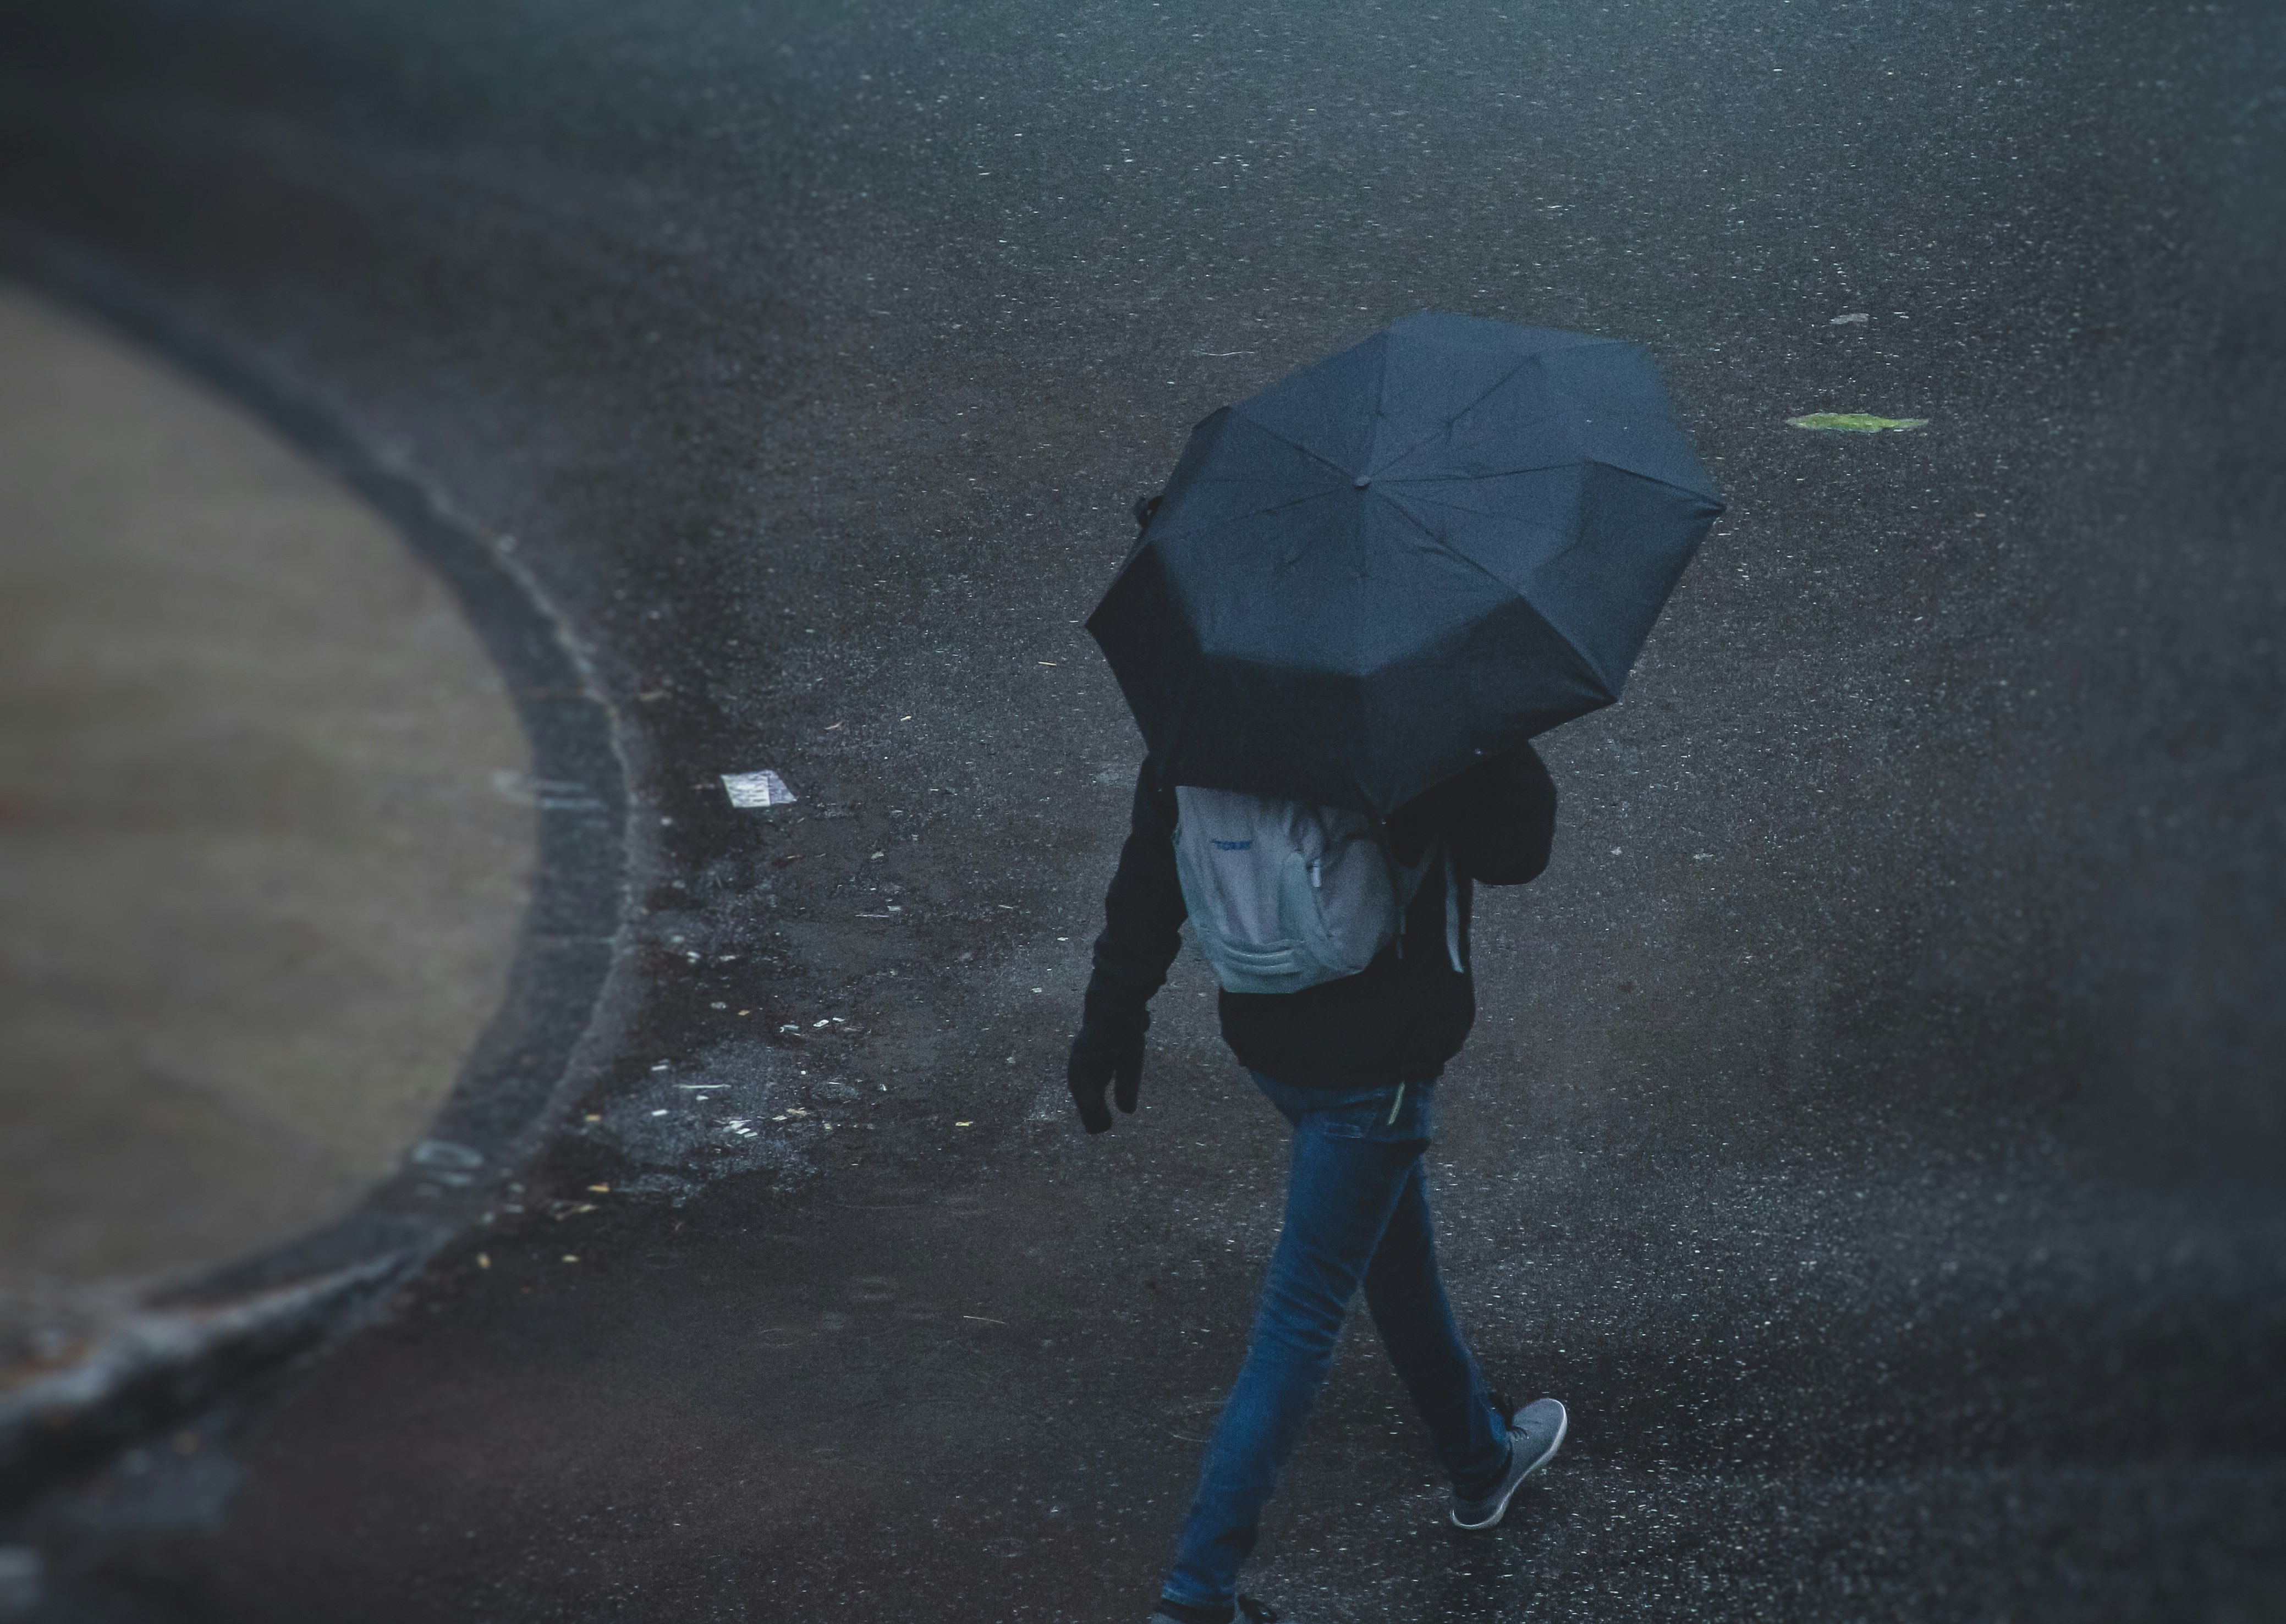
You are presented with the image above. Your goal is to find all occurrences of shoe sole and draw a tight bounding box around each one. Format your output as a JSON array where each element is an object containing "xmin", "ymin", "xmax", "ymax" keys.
[{"xmin": 1449, "ymin": 1401, "xmax": 1568, "ymax": 1530}]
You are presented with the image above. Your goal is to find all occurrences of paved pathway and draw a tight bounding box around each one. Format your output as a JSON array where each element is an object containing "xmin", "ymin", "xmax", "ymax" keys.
[{"xmin": 0, "ymin": 1, "xmax": 2279, "ymax": 1619}]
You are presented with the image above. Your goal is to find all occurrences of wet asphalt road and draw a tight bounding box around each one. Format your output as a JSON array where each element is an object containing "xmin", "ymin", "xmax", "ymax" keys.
[{"xmin": 2, "ymin": 0, "xmax": 2283, "ymax": 1618}]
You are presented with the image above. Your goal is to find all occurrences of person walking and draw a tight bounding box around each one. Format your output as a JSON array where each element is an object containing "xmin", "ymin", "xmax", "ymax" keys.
[
  {"xmin": 1072, "ymin": 312, "xmax": 1721, "ymax": 1622},
  {"xmin": 1067, "ymin": 733, "xmax": 1568, "ymax": 1624}
]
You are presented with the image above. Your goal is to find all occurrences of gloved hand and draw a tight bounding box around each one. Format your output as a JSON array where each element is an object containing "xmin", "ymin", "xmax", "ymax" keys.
[{"xmin": 1067, "ymin": 1015, "xmax": 1145, "ymax": 1133}]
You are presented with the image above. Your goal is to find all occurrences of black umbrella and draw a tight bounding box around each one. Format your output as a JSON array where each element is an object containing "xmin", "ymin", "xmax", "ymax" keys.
[{"xmin": 1086, "ymin": 311, "xmax": 1723, "ymax": 817}]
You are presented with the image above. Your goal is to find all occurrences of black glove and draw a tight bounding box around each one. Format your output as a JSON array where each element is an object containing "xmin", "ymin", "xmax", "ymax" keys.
[{"xmin": 1067, "ymin": 1015, "xmax": 1145, "ymax": 1133}]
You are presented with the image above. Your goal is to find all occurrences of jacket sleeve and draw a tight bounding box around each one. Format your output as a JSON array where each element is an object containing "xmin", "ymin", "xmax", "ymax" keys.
[
  {"xmin": 1078, "ymin": 760, "xmax": 1189, "ymax": 1033},
  {"xmin": 1447, "ymin": 744, "xmax": 1557, "ymax": 885}
]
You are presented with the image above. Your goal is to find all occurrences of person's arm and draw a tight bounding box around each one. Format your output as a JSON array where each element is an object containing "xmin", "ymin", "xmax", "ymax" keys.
[
  {"xmin": 1447, "ymin": 744, "xmax": 1558, "ymax": 885},
  {"xmin": 1068, "ymin": 760, "xmax": 1188, "ymax": 1131}
]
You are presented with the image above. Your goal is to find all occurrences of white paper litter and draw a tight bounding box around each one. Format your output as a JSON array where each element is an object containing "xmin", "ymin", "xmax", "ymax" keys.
[{"xmin": 722, "ymin": 769, "xmax": 797, "ymax": 808}]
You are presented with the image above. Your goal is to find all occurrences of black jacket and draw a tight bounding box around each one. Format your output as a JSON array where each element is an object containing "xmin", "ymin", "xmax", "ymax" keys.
[{"xmin": 1077, "ymin": 747, "xmax": 1558, "ymax": 1088}]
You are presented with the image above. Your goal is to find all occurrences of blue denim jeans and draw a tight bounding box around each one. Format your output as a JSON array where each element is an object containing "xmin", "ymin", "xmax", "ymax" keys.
[{"xmin": 1162, "ymin": 1070, "xmax": 1509, "ymax": 1611}]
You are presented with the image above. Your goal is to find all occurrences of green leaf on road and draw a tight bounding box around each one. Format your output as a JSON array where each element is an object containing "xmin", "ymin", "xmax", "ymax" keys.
[{"xmin": 1787, "ymin": 412, "xmax": 1929, "ymax": 432}]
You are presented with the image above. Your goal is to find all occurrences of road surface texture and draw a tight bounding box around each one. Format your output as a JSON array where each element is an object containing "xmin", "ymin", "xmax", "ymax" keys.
[
  {"xmin": 1, "ymin": 1, "xmax": 2280, "ymax": 1620},
  {"xmin": 0, "ymin": 286, "xmax": 533, "ymax": 1369}
]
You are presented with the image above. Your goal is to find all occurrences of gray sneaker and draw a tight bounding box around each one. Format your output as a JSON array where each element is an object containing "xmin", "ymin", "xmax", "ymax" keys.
[{"xmin": 1449, "ymin": 1394, "xmax": 1568, "ymax": 1529}]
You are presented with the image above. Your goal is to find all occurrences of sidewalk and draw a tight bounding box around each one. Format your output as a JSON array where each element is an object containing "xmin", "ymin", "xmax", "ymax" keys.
[{"xmin": 0, "ymin": 285, "xmax": 535, "ymax": 1370}]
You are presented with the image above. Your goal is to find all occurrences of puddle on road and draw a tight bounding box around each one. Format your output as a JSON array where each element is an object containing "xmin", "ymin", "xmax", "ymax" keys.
[{"xmin": 580, "ymin": 1038, "xmax": 827, "ymax": 1203}]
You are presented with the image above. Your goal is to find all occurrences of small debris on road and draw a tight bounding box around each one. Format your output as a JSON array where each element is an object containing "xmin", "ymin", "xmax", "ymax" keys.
[
  {"xmin": 407, "ymin": 1139, "xmax": 484, "ymax": 1189},
  {"xmin": 1829, "ymin": 312, "xmax": 1871, "ymax": 324},
  {"xmin": 406, "ymin": 1141, "xmax": 485, "ymax": 1193},
  {"xmin": 722, "ymin": 769, "xmax": 798, "ymax": 808}
]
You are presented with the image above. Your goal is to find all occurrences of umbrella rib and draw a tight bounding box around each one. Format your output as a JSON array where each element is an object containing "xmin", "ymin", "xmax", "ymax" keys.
[
  {"xmin": 1370, "ymin": 346, "xmax": 1601, "ymax": 474},
  {"xmin": 1386, "ymin": 458, "xmax": 1721, "ymax": 509},
  {"xmin": 1223, "ymin": 411, "xmax": 1366, "ymax": 484},
  {"xmin": 1376, "ymin": 457, "xmax": 1576, "ymax": 485},
  {"xmin": 1377, "ymin": 489, "xmax": 1613, "ymax": 697},
  {"xmin": 1387, "ymin": 487, "xmax": 1575, "ymax": 548},
  {"xmin": 1553, "ymin": 458, "xmax": 1727, "ymax": 507},
  {"xmin": 1146, "ymin": 481, "xmax": 1350, "ymax": 546},
  {"xmin": 1530, "ymin": 378, "xmax": 1725, "ymax": 500},
  {"xmin": 1574, "ymin": 460, "xmax": 1725, "ymax": 505},
  {"xmin": 1370, "ymin": 331, "xmax": 1395, "ymax": 470},
  {"xmin": 1161, "ymin": 659, "xmax": 1209, "ymax": 779},
  {"xmin": 1383, "ymin": 482, "xmax": 1571, "ymax": 519}
]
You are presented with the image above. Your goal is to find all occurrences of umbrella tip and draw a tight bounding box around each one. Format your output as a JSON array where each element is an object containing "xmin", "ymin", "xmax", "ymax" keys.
[{"xmin": 1353, "ymin": 475, "xmax": 1371, "ymax": 488}]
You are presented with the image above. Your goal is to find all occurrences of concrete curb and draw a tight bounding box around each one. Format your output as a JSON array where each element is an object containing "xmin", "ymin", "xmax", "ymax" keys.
[
  {"xmin": 0, "ymin": 219, "xmax": 633, "ymax": 1507},
  {"xmin": 0, "ymin": 1253, "xmax": 420, "ymax": 1504}
]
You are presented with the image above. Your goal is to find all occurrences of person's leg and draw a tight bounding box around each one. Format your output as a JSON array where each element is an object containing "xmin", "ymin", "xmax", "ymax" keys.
[
  {"xmin": 1160, "ymin": 1075, "xmax": 1419, "ymax": 1614},
  {"xmin": 1362, "ymin": 1158, "xmax": 1512, "ymax": 1496}
]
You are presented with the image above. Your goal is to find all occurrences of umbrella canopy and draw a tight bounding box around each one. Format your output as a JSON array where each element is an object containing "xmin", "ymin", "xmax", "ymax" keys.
[{"xmin": 1086, "ymin": 311, "xmax": 1724, "ymax": 817}]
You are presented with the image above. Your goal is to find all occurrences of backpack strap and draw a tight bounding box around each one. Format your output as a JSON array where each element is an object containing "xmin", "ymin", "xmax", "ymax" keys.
[
  {"xmin": 1392, "ymin": 826, "xmax": 1408, "ymax": 961},
  {"xmin": 1443, "ymin": 844, "xmax": 1463, "ymax": 972},
  {"xmin": 1393, "ymin": 838, "xmax": 1466, "ymax": 973}
]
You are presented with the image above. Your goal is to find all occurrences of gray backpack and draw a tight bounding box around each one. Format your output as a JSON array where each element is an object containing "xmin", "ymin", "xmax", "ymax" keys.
[{"xmin": 1172, "ymin": 785, "xmax": 1463, "ymax": 995}]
